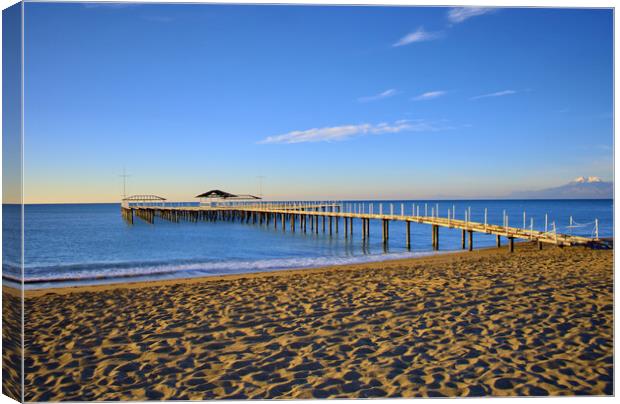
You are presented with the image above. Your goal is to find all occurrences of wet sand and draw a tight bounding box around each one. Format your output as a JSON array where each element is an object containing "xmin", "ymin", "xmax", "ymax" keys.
[{"xmin": 14, "ymin": 242, "xmax": 613, "ymax": 400}]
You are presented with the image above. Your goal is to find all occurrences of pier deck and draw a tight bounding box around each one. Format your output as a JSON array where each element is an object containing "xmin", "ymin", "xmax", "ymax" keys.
[{"xmin": 121, "ymin": 202, "xmax": 605, "ymax": 251}]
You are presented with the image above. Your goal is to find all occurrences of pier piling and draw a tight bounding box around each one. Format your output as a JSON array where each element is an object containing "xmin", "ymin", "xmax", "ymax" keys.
[
  {"xmin": 406, "ymin": 221, "xmax": 411, "ymax": 249},
  {"xmin": 382, "ymin": 219, "xmax": 389, "ymax": 245}
]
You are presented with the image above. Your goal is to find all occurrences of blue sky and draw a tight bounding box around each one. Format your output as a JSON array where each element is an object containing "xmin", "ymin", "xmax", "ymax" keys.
[{"xmin": 22, "ymin": 3, "xmax": 613, "ymax": 202}]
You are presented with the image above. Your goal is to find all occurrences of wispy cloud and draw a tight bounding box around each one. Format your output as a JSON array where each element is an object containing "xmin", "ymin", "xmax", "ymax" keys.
[
  {"xmin": 357, "ymin": 89, "xmax": 398, "ymax": 102},
  {"xmin": 413, "ymin": 90, "xmax": 446, "ymax": 101},
  {"xmin": 258, "ymin": 119, "xmax": 448, "ymax": 144},
  {"xmin": 392, "ymin": 27, "xmax": 443, "ymax": 47},
  {"xmin": 470, "ymin": 90, "xmax": 517, "ymax": 100},
  {"xmin": 447, "ymin": 7, "xmax": 494, "ymax": 24},
  {"xmin": 392, "ymin": 8, "xmax": 494, "ymax": 48},
  {"xmin": 595, "ymin": 144, "xmax": 612, "ymax": 151}
]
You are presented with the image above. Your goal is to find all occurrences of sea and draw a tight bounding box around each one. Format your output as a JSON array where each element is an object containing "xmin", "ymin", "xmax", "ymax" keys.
[{"xmin": 2, "ymin": 199, "xmax": 613, "ymax": 289}]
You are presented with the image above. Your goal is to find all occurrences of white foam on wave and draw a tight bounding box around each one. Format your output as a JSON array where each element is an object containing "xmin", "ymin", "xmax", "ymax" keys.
[{"xmin": 14, "ymin": 250, "xmax": 452, "ymax": 289}]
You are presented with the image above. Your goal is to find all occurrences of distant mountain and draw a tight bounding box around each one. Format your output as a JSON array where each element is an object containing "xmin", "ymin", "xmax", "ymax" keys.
[{"xmin": 510, "ymin": 177, "xmax": 613, "ymax": 199}]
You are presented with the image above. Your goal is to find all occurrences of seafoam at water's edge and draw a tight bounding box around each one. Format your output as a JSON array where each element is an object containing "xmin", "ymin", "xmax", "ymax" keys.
[{"xmin": 4, "ymin": 250, "xmax": 453, "ymax": 289}]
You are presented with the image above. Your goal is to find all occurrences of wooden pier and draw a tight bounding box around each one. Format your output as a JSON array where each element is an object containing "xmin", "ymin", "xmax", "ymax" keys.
[{"xmin": 121, "ymin": 201, "xmax": 606, "ymax": 252}]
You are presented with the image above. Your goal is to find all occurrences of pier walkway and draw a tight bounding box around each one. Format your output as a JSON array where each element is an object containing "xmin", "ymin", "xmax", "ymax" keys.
[{"xmin": 121, "ymin": 201, "xmax": 605, "ymax": 252}]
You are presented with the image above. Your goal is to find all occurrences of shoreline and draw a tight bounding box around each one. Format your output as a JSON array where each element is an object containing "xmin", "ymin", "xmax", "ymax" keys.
[
  {"xmin": 18, "ymin": 242, "xmax": 524, "ymax": 297},
  {"xmin": 3, "ymin": 249, "xmax": 448, "ymax": 292}
]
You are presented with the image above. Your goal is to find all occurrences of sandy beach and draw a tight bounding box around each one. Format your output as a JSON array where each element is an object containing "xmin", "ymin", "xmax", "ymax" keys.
[{"xmin": 11, "ymin": 242, "xmax": 613, "ymax": 400}]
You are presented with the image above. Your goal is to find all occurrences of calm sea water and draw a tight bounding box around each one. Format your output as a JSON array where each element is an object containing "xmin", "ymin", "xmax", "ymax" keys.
[{"xmin": 2, "ymin": 200, "xmax": 613, "ymax": 289}]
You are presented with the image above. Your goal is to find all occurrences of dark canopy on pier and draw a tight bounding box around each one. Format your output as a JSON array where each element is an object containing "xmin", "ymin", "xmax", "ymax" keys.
[{"xmin": 195, "ymin": 190, "xmax": 261, "ymax": 200}]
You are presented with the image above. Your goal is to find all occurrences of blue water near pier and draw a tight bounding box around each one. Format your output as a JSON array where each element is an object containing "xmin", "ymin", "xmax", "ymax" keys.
[{"xmin": 2, "ymin": 199, "xmax": 613, "ymax": 289}]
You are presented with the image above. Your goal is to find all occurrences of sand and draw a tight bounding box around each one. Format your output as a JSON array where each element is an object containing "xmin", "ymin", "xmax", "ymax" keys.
[
  {"xmin": 2, "ymin": 285, "xmax": 22, "ymax": 401},
  {"xmin": 7, "ymin": 242, "xmax": 613, "ymax": 400}
]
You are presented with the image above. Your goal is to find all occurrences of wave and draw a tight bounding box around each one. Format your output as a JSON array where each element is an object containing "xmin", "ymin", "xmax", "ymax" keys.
[{"xmin": 4, "ymin": 251, "xmax": 446, "ymax": 288}]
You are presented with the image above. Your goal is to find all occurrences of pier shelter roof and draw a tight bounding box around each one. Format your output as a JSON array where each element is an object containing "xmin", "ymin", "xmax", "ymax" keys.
[{"xmin": 195, "ymin": 190, "xmax": 261, "ymax": 200}]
